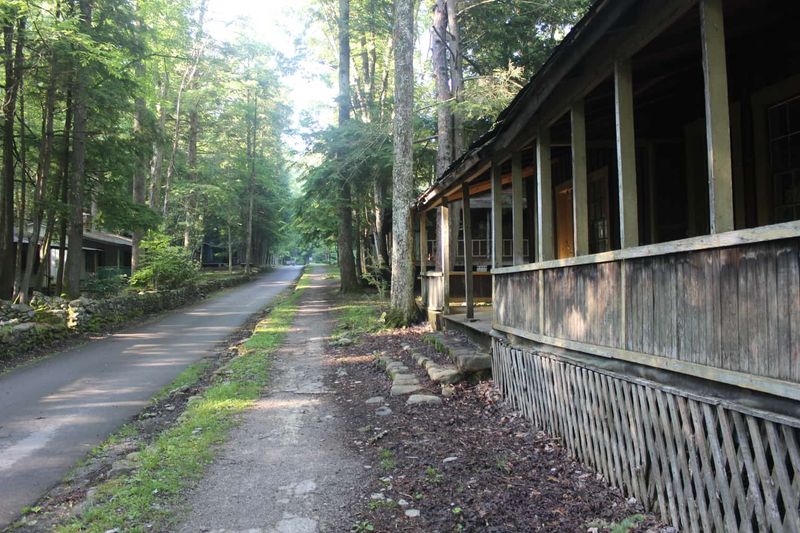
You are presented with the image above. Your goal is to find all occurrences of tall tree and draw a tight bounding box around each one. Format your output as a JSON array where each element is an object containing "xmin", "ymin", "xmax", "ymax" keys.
[
  {"xmin": 1, "ymin": 10, "xmax": 25, "ymax": 299},
  {"xmin": 337, "ymin": 0, "xmax": 359, "ymax": 291},
  {"xmin": 65, "ymin": 0, "xmax": 91, "ymax": 299},
  {"xmin": 389, "ymin": 0, "xmax": 415, "ymax": 322},
  {"xmin": 446, "ymin": 0, "xmax": 463, "ymax": 159},
  {"xmin": 431, "ymin": 0, "xmax": 451, "ymax": 177}
]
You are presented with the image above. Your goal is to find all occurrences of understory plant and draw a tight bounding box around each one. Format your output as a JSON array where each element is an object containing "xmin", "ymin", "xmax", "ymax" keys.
[{"xmin": 130, "ymin": 233, "xmax": 200, "ymax": 291}]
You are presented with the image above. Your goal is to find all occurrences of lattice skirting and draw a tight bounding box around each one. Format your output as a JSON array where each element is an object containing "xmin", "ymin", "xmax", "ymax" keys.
[{"xmin": 492, "ymin": 338, "xmax": 800, "ymax": 532}]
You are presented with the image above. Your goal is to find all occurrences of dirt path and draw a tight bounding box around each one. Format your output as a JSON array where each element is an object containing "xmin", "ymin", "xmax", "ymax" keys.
[
  {"xmin": 0, "ymin": 266, "xmax": 303, "ymax": 528},
  {"xmin": 178, "ymin": 267, "xmax": 363, "ymax": 533}
]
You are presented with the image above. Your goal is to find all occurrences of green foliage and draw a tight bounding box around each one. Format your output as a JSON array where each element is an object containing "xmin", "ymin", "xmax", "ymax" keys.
[
  {"xmin": 586, "ymin": 514, "xmax": 646, "ymax": 533},
  {"xmin": 130, "ymin": 233, "xmax": 199, "ymax": 291}
]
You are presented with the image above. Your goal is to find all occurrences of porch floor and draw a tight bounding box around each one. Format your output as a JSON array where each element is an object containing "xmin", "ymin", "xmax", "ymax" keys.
[{"xmin": 441, "ymin": 307, "xmax": 493, "ymax": 351}]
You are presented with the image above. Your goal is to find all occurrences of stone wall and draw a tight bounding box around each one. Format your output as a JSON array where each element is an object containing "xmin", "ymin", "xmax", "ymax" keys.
[{"xmin": 0, "ymin": 274, "xmax": 255, "ymax": 361}]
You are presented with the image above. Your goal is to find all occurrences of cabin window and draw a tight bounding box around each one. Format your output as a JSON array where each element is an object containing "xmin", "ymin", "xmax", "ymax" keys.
[{"xmin": 768, "ymin": 95, "xmax": 800, "ymax": 222}]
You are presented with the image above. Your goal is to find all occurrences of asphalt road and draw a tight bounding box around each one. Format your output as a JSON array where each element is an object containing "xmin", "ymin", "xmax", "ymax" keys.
[{"xmin": 0, "ymin": 266, "xmax": 302, "ymax": 527}]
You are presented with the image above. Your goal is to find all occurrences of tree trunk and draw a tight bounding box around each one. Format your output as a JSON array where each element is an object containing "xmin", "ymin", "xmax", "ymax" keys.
[
  {"xmin": 227, "ymin": 224, "xmax": 233, "ymax": 273},
  {"xmin": 131, "ymin": 61, "xmax": 147, "ymax": 273},
  {"xmin": 148, "ymin": 69, "xmax": 167, "ymax": 209},
  {"xmin": 446, "ymin": 0, "xmax": 464, "ymax": 159},
  {"xmin": 431, "ymin": 0, "xmax": 452, "ymax": 178},
  {"xmin": 20, "ymin": 46, "xmax": 56, "ymax": 303},
  {"xmin": 182, "ymin": 108, "xmax": 198, "ymax": 252},
  {"xmin": 56, "ymin": 93, "xmax": 72, "ymax": 296},
  {"xmin": 390, "ymin": 0, "xmax": 416, "ymax": 322},
  {"xmin": 65, "ymin": 0, "xmax": 92, "ymax": 299},
  {"xmin": 0, "ymin": 14, "xmax": 24, "ymax": 300},
  {"xmin": 15, "ymin": 74, "xmax": 27, "ymax": 297},
  {"xmin": 373, "ymin": 177, "xmax": 389, "ymax": 267},
  {"xmin": 244, "ymin": 90, "xmax": 256, "ymax": 274},
  {"xmin": 337, "ymin": 0, "xmax": 359, "ymax": 291}
]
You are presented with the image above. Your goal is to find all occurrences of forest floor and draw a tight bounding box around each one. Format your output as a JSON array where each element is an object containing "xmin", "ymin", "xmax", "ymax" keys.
[{"xmin": 326, "ymin": 306, "xmax": 667, "ymax": 532}]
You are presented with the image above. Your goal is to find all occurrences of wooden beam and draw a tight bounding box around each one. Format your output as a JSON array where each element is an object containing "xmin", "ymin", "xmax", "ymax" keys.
[
  {"xmin": 491, "ymin": 220, "xmax": 800, "ymax": 275},
  {"xmin": 614, "ymin": 59, "xmax": 639, "ymax": 248},
  {"xmin": 511, "ymin": 152, "xmax": 525, "ymax": 264},
  {"xmin": 462, "ymin": 182, "xmax": 474, "ymax": 319},
  {"xmin": 419, "ymin": 211, "xmax": 427, "ymax": 272},
  {"xmin": 701, "ymin": 0, "xmax": 734, "ymax": 234},
  {"xmin": 440, "ymin": 201, "xmax": 451, "ymax": 313},
  {"xmin": 491, "ymin": 160, "xmax": 504, "ymax": 268},
  {"xmin": 571, "ymin": 102, "xmax": 589, "ymax": 256},
  {"xmin": 536, "ymin": 130, "xmax": 554, "ymax": 261}
]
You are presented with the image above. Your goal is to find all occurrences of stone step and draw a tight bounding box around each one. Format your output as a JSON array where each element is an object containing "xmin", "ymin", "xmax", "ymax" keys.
[{"xmin": 425, "ymin": 332, "xmax": 492, "ymax": 374}]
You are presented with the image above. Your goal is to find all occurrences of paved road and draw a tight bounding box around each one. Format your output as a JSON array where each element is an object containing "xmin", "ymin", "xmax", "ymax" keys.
[{"xmin": 0, "ymin": 266, "xmax": 302, "ymax": 527}]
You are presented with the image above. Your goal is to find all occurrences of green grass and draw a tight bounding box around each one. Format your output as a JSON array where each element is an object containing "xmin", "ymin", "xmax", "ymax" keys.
[
  {"xmin": 152, "ymin": 360, "xmax": 211, "ymax": 403},
  {"xmin": 54, "ymin": 270, "xmax": 308, "ymax": 533}
]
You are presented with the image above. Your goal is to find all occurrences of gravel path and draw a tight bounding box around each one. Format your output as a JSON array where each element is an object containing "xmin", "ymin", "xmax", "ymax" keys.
[
  {"xmin": 0, "ymin": 266, "xmax": 302, "ymax": 528},
  {"xmin": 178, "ymin": 267, "xmax": 363, "ymax": 533}
]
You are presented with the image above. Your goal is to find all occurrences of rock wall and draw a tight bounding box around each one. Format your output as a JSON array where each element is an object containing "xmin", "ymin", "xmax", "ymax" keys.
[{"xmin": 0, "ymin": 274, "xmax": 255, "ymax": 361}]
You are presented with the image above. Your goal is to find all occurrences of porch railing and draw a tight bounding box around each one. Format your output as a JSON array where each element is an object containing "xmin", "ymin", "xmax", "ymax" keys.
[{"xmin": 491, "ymin": 221, "xmax": 800, "ymax": 401}]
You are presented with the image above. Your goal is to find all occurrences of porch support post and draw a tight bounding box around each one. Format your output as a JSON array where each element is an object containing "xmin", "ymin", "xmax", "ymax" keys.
[
  {"xmin": 571, "ymin": 102, "xmax": 589, "ymax": 256},
  {"xmin": 440, "ymin": 201, "xmax": 451, "ymax": 314},
  {"xmin": 700, "ymin": 0, "xmax": 734, "ymax": 233},
  {"xmin": 462, "ymin": 182, "xmax": 474, "ymax": 319},
  {"xmin": 536, "ymin": 130, "xmax": 554, "ymax": 261},
  {"xmin": 614, "ymin": 59, "xmax": 639, "ymax": 248},
  {"xmin": 511, "ymin": 152, "xmax": 525, "ymax": 265},
  {"xmin": 491, "ymin": 159, "xmax": 504, "ymax": 268},
  {"xmin": 419, "ymin": 210, "xmax": 427, "ymax": 272}
]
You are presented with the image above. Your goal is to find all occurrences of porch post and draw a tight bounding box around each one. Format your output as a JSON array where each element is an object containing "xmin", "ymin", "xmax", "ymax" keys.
[
  {"xmin": 536, "ymin": 130, "xmax": 554, "ymax": 261},
  {"xmin": 614, "ymin": 59, "xmax": 639, "ymax": 248},
  {"xmin": 511, "ymin": 151, "xmax": 524, "ymax": 265},
  {"xmin": 462, "ymin": 182, "xmax": 474, "ymax": 319},
  {"xmin": 419, "ymin": 210, "xmax": 427, "ymax": 272},
  {"xmin": 571, "ymin": 102, "xmax": 589, "ymax": 256},
  {"xmin": 440, "ymin": 201, "xmax": 451, "ymax": 314},
  {"xmin": 700, "ymin": 0, "xmax": 734, "ymax": 233},
  {"xmin": 491, "ymin": 159, "xmax": 504, "ymax": 268}
]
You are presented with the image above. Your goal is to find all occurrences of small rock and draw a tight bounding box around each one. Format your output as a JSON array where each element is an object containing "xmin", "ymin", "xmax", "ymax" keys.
[
  {"xmin": 336, "ymin": 368, "xmax": 348, "ymax": 377},
  {"xmin": 627, "ymin": 497, "xmax": 637, "ymax": 506},
  {"xmin": 587, "ymin": 528, "xmax": 598, "ymax": 533},
  {"xmin": 108, "ymin": 460, "xmax": 135, "ymax": 478},
  {"xmin": 370, "ymin": 492, "xmax": 385, "ymax": 500},
  {"xmin": 365, "ymin": 396, "xmax": 384, "ymax": 405},
  {"xmin": 441, "ymin": 384, "xmax": 455, "ymax": 397},
  {"xmin": 398, "ymin": 499, "xmax": 409, "ymax": 507},
  {"xmin": 390, "ymin": 384, "xmax": 422, "ymax": 396},
  {"xmin": 406, "ymin": 394, "xmax": 441, "ymax": 406},
  {"xmin": 405, "ymin": 509, "xmax": 420, "ymax": 518},
  {"xmin": 375, "ymin": 406, "xmax": 393, "ymax": 416},
  {"xmin": 442, "ymin": 456, "xmax": 458, "ymax": 463},
  {"xmin": 125, "ymin": 452, "xmax": 141, "ymax": 461}
]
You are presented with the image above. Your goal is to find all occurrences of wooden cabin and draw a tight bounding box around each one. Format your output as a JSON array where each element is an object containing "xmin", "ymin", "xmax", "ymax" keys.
[{"xmin": 416, "ymin": 0, "xmax": 800, "ymax": 530}]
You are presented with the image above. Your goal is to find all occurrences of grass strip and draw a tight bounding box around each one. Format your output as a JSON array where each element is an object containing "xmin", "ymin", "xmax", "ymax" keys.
[{"xmin": 56, "ymin": 270, "xmax": 309, "ymax": 533}]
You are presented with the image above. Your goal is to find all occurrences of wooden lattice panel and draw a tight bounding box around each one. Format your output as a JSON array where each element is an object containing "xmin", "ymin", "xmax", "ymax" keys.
[{"xmin": 492, "ymin": 339, "xmax": 800, "ymax": 532}]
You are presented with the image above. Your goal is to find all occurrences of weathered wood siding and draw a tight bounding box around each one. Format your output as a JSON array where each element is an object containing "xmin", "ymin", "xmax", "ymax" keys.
[
  {"xmin": 494, "ymin": 238, "xmax": 800, "ymax": 386},
  {"xmin": 495, "ymin": 270, "xmax": 539, "ymax": 334},
  {"xmin": 493, "ymin": 339, "xmax": 800, "ymax": 533},
  {"xmin": 421, "ymin": 273, "xmax": 444, "ymax": 311}
]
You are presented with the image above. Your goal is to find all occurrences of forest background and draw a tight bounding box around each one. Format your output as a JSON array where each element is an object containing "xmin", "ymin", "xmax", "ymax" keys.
[{"xmin": 0, "ymin": 0, "xmax": 588, "ymax": 313}]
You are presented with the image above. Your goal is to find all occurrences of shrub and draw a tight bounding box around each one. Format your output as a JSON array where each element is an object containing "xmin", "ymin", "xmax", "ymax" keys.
[{"xmin": 130, "ymin": 233, "xmax": 200, "ymax": 291}]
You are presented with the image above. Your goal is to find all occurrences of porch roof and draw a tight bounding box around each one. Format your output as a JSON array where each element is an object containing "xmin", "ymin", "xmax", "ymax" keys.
[{"xmin": 415, "ymin": 0, "xmax": 646, "ymax": 210}]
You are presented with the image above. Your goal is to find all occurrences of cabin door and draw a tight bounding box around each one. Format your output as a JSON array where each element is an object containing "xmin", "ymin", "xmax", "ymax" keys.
[{"xmin": 555, "ymin": 183, "xmax": 574, "ymax": 259}]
